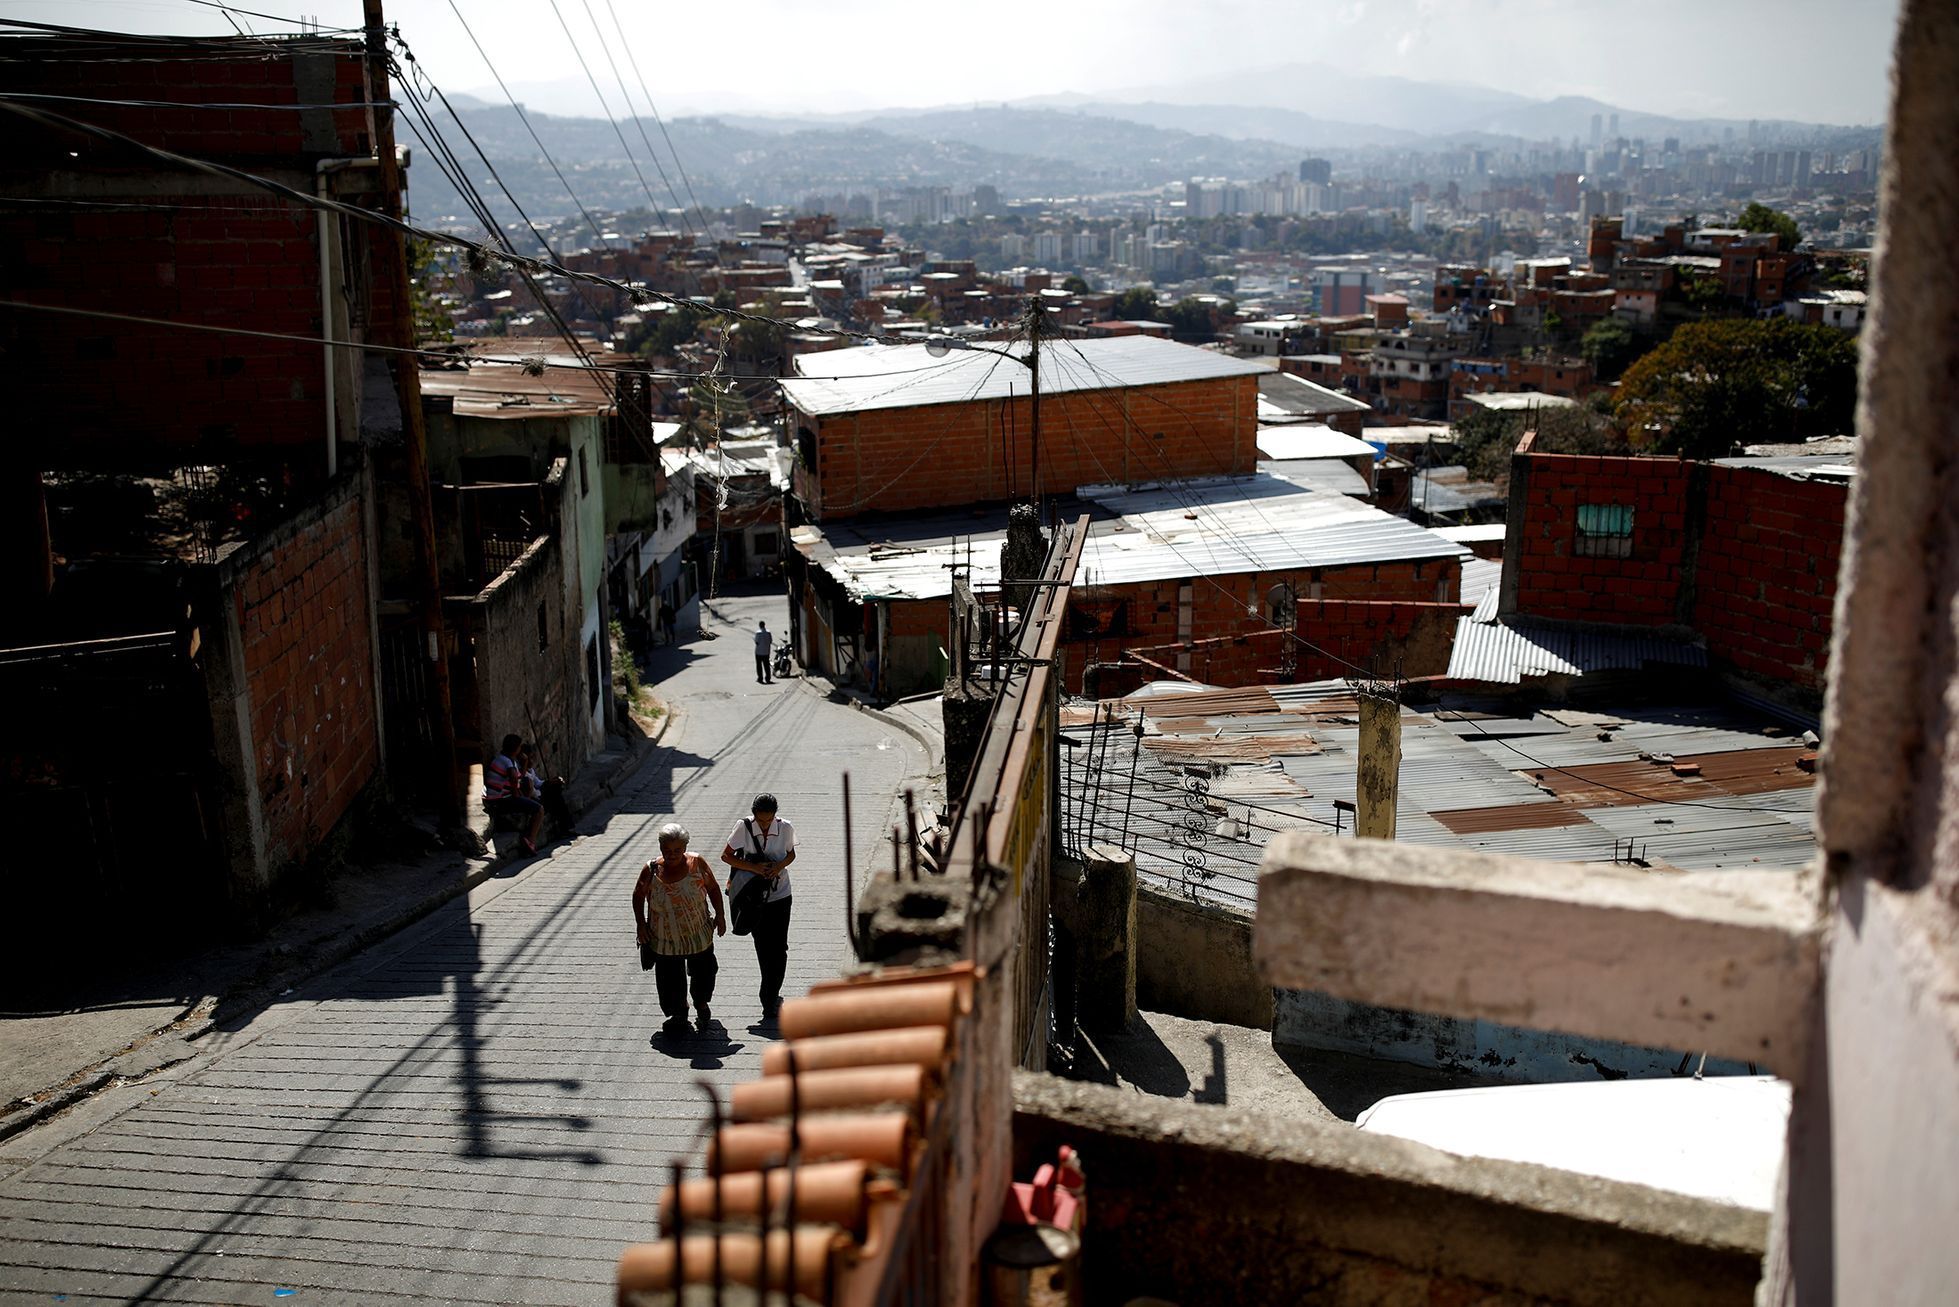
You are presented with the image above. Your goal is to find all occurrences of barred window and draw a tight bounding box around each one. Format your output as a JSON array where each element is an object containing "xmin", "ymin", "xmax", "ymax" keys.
[{"xmin": 1575, "ymin": 503, "xmax": 1635, "ymax": 558}]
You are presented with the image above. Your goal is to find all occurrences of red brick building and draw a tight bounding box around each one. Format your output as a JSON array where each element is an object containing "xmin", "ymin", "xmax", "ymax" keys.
[
  {"xmin": 0, "ymin": 32, "xmax": 397, "ymax": 472},
  {"xmin": 0, "ymin": 32, "xmax": 406, "ymax": 928},
  {"xmin": 780, "ymin": 336, "xmax": 1267, "ymax": 521},
  {"xmin": 1498, "ymin": 435, "xmax": 1849, "ymax": 693}
]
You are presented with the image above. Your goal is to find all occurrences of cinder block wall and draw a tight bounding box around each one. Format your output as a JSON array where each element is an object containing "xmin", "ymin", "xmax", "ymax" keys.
[
  {"xmin": 1511, "ymin": 452, "xmax": 1846, "ymax": 691},
  {"xmin": 1066, "ymin": 562, "xmax": 1460, "ymax": 692},
  {"xmin": 0, "ymin": 39, "xmax": 393, "ymax": 468},
  {"xmin": 1693, "ymin": 465, "xmax": 1844, "ymax": 692},
  {"xmin": 1510, "ymin": 452, "xmax": 1695, "ymax": 625},
  {"xmin": 798, "ymin": 375, "xmax": 1259, "ymax": 520},
  {"xmin": 215, "ymin": 474, "xmax": 380, "ymax": 888}
]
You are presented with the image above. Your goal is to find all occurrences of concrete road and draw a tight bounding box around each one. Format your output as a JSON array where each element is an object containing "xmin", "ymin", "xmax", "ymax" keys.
[{"xmin": 0, "ymin": 591, "xmax": 927, "ymax": 1304}]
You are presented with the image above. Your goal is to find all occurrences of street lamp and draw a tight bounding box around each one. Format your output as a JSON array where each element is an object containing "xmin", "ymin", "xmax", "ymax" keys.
[{"xmin": 923, "ymin": 299, "xmax": 1046, "ymax": 516}]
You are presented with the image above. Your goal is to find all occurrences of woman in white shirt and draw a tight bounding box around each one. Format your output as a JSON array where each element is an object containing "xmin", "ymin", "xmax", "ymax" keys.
[{"xmin": 721, "ymin": 792, "xmax": 796, "ymax": 1021}]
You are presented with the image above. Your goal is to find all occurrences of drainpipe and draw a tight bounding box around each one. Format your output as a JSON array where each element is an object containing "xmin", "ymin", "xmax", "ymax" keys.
[{"xmin": 316, "ymin": 161, "xmax": 343, "ymax": 480}]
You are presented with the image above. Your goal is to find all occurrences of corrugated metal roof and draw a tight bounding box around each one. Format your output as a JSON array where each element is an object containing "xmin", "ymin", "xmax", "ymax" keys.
[
  {"xmin": 1259, "ymin": 458, "xmax": 1372, "ymax": 498},
  {"xmin": 1448, "ymin": 615, "xmax": 1707, "ymax": 684},
  {"xmin": 1061, "ymin": 685, "xmax": 1818, "ymax": 904},
  {"xmin": 1460, "ymin": 558, "xmax": 1502, "ymax": 613},
  {"xmin": 1256, "ymin": 370, "xmax": 1373, "ymax": 416},
  {"xmin": 420, "ymin": 348, "xmax": 636, "ymax": 419},
  {"xmin": 1077, "ymin": 477, "xmax": 1468, "ymax": 587},
  {"xmin": 780, "ymin": 335, "xmax": 1266, "ymax": 416},
  {"xmin": 797, "ymin": 476, "xmax": 1469, "ymax": 602},
  {"xmin": 1255, "ymin": 425, "xmax": 1378, "ymax": 461},
  {"xmin": 1713, "ymin": 454, "xmax": 1857, "ymax": 482}
]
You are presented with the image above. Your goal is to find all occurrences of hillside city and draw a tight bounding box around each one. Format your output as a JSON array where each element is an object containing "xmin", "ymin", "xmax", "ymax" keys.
[{"xmin": 0, "ymin": 3, "xmax": 1952, "ymax": 1306}]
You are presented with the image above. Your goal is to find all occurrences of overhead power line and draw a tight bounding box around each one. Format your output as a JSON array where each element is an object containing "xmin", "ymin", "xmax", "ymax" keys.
[
  {"xmin": 442, "ymin": 0, "xmax": 614, "ymax": 254},
  {"xmin": 0, "ymin": 94, "xmax": 887, "ymax": 346},
  {"xmin": 600, "ymin": 0, "xmax": 710, "ymax": 229},
  {"xmin": 544, "ymin": 0, "xmax": 685, "ymax": 241}
]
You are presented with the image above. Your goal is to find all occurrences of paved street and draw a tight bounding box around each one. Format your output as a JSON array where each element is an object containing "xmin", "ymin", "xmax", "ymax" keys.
[{"xmin": 0, "ymin": 591, "xmax": 928, "ymax": 1305}]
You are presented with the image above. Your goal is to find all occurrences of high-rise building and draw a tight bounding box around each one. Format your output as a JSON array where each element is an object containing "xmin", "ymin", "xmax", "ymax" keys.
[
  {"xmin": 1409, "ymin": 199, "xmax": 1428, "ymax": 234},
  {"xmin": 1032, "ymin": 231, "xmax": 1062, "ymax": 266},
  {"xmin": 1072, "ymin": 231, "xmax": 1099, "ymax": 263},
  {"xmin": 1590, "ymin": 113, "xmax": 1603, "ymax": 148},
  {"xmin": 1608, "ymin": 111, "xmax": 1619, "ymax": 139},
  {"xmin": 1299, "ymin": 158, "xmax": 1332, "ymax": 186}
]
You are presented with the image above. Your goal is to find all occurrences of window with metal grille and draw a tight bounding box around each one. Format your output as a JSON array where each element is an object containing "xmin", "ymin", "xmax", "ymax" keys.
[{"xmin": 1575, "ymin": 503, "xmax": 1635, "ymax": 558}]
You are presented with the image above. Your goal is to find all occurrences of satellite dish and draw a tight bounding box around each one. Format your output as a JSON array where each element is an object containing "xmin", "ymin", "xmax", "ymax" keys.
[{"xmin": 925, "ymin": 337, "xmax": 953, "ymax": 358}]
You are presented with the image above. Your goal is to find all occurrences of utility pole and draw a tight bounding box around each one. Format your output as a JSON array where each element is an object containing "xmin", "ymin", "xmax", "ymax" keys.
[
  {"xmin": 1025, "ymin": 297, "xmax": 1043, "ymax": 522},
  {"xmin": 363, "ymin": 0, "xmax": 462, "ymax": 827}
]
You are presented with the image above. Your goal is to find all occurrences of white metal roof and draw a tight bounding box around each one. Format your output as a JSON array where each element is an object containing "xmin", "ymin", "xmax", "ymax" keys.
[
  {"xmin": 1463, "ymin": 391, "xmax": 1581, "ymax": 413},
  {"xmin": 1358, "ymin": 1076, "xmax": 1792, "ymax": 1211},
  {"xmin": 1075, "ymin": 477, "xmax": 1468, "ymax": 588},
  {"xmin": 793, "ymin": 475, "xmax": 1467, "ymax": 602},
  {"xmin": 781, "ymin": 335, "xmax": 1266, "ymax": 417},
  {"xmin": 1256, "ymin": 425, "xmax": 1379, "ymax": 462}
]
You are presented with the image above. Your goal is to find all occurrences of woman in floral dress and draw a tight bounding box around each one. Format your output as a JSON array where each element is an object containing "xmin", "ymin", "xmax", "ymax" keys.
[{"xmin": 632, "ymin": 822, "xmax": 726, "ymax": 1036}]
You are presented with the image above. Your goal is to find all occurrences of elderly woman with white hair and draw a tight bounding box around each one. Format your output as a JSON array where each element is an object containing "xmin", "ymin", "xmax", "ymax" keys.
[{"xmin": 632, "ymin": 822, "xmax": 726, "ymax": 1037}]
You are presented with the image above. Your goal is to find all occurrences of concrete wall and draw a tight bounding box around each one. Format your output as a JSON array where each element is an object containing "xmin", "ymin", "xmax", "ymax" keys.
[
  {"xmin": 1274, "ymin": 989, "xmax": 1751, "ymax": 1083},
  {"xmin": 1769, "ymin": 5, "xmax": 1959, "ymax": 1298},
  {"xmin": 1136, "ymin": 885, "xmax": 1272, "ymax": 1029},
  {"xmin": 797, "ymin": 374, "xmax": 1259, "ymax": 521},
  {"xmin": 447, "ymin": 528, "xmax": 591, "ymax": 784},
  {"xmin": 197, "ymin": 472, "xmax": 379, "ymax": 899},
  {"xmin": 1014, "ymin": 1073, "xmax": 1766, "ymax": 1307}
]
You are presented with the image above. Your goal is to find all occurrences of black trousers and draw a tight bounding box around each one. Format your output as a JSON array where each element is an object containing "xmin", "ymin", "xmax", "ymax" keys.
[
  {"xmin": 755, "ymin": 653, "xmax": 772, "ymax": 682},
  {"xmin": 749, "ymin": 895, "xmax": 792, "ymax": 1008},
  {"xmin": 653, "ymin": 948, "xmax": 717, "ymax": 1021}
]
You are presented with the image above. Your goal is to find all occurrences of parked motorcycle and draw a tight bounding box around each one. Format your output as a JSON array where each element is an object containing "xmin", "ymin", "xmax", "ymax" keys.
[{"xmin": 772, "ymin": 642, "xmax": 794, "ymax": 679}]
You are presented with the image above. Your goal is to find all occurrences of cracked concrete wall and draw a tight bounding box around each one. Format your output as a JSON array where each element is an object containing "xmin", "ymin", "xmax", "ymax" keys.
[
  {"xmin": 1013, "ymin": 1071, "xmax": 1765, "ymax": 1307},
  {"xmin": 1769, "ymin": 2, "xmax": 1959, "ymax": 1301}
]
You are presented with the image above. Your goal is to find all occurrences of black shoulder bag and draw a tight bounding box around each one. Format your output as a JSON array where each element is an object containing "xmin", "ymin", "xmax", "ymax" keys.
[{"xmin": 728, "ymin": 817, "xmax": 770, "ymax": 936}]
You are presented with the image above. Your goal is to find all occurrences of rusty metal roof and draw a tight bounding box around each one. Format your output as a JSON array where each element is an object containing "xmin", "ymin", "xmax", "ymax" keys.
[{"xmin": 419, "ymin": 345, "xmax": 637, "ymax": 419}]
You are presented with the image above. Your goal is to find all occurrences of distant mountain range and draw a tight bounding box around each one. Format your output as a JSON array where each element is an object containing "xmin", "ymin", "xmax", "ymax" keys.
[{"xmin": 411, "ymin": 65, "xmax": 1881, "ymax": 233}]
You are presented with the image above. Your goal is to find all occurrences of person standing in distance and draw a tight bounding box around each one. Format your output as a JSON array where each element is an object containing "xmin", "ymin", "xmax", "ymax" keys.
[
  {"xmin": 754, "ymin": 620, "xmax": 774, "ymax": 684},
  {"xmin": 721, "ymin": 792, "xmax": 795, "ymax": 1021}
]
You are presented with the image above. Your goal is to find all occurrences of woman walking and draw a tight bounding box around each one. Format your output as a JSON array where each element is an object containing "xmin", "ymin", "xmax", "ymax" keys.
[
  {"xmin": 721, "ymin": 793, "xmax": 796, "ymax": 1021},
  {"xmin": 633, "ymin": 823, "xmax": 726, "ymax": 1038}
]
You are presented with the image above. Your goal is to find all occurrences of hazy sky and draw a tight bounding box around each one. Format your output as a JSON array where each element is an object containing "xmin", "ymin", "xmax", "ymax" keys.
[{"xmin": 6, "ymin": 0, "xmax": 1899, "ymax": 124}]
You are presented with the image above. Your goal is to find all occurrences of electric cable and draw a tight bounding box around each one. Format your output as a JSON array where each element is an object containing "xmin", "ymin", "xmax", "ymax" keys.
[
  {"xmin": 576, "ymin": 0, "xmax": 692, "ymax": 235},
  {"xmin": 441, "ymin": 0, "xmax": 614, "ymax": 254},
  {"xmin": 600, "ymin": 0, "xmax": 710, "ymax": 230},
  {"xmin": 0, "ymin": 94, "xmax": 886, "ymax": 346},
  {"xmin": 544, "ymin": 0, "xmax": 684, "ymax": 241}
]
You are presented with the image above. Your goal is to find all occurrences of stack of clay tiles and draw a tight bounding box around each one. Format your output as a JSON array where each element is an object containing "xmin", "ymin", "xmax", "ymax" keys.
[{"xmin": 617, "ymin": 962, "xmax": 975, "ymax": 1307}]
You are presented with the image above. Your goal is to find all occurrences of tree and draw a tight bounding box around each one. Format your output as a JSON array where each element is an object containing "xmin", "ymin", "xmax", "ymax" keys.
[
  {"xmin": 1164, "ymin": 296, "xmax": 1228, "ymax": 344},
  {"xmin": 1111, "ymin": 287, "xmax": 1159, "ymax": 321},
  {"xmin": 1737, "ymin": 201, "xmax": 1802, "ymax": 250},
  {"xmin": 1580, "ymin": 316, "xmax": 1640, "ymax": 382},
  {"xmin": 406, "ymin": 238, "xmax": 454, "ymax": 346},
  {"xmin": 1454, "ymin": 404, "xmax": 1627, "ymax": 484},
  {"xmin": 1060, "ymin": 275, "xmax": 1090, "ymax": 294},
  {"xmin": 1612, "ymin": 317, "xmax": 1859, "ymax": 458}
]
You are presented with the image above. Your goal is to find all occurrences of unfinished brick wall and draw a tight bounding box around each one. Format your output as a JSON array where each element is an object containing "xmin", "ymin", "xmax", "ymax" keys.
[
  {"xmin": 1065, "ymin": 559, "xmax": 1461, "ymax": 692},
  {"xmin": 0, "ymin": 38, "xmax": 393, "ymax": 469},
  {"xmin": 228, "ymin": 477, "xmax": 379, "ymax": 880},
  {"xmin": 795, "ymin": 375, "xmax": 1259, "ymax": 520},
  {"xmin": 1509, "ymin": 453, "xmax": 1694, "ymax": 625},
  {"xmin": 1693, "ymin": 465, "xmax": 1845, "ymax": 691},
  {"xmin": 1106, "ymin": 601, "xmax": 1463, "ymax": 689},
  {"xmin": 1509, "ymin": 451, "xmax": 1848, "ymax": 692}
]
